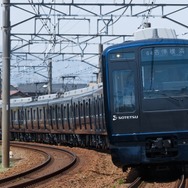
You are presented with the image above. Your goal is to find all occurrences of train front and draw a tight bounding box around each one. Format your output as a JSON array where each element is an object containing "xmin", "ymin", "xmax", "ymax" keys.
[{"xmin": 102, "ymin": 28, "xmax": 188, "ymax": 169}]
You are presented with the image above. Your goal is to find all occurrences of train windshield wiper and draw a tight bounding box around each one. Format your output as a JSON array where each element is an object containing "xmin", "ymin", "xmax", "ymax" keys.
[
  {"xmin": 181, "ymin": 86, "xmax": 188, "ymax": 95},
  {"xmin": 156, "ymin": 90, "xmax": 180, "ymax": 102},
  {"xmin": 144, "ymin": 90, "xmax": 180, "ymax": 102}
]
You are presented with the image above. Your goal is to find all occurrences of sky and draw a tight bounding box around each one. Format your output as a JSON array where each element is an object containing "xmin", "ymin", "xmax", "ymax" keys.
[{"xmin": 1, "ymin": 1, "xmax": 188, "ymax": 86}]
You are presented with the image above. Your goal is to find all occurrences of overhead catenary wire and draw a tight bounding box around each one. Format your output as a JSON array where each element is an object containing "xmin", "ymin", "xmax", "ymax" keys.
[
  {"xmin": 9, "ymin": 0, "xmax": 135, "ymax": 83},
  {"xmin": 99, "ymin": 0, "xmax": 133, "ymax": 34},
  {"xmin": 5, "ymin": 1, "xmax": 188, "ymax": 85},
  {"xmin": 137, "ymin": 0, "xmax": 156, "ymax": 29}
]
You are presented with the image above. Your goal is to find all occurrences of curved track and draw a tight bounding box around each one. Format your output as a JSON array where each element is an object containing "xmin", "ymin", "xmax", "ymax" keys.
[
  {"xmin": 0, "ymin": 142, "xmax": 77, "ymax": 188},
  {"xmin": 174, "ymin": 173, "xmax": 188, "ymax": 188},
  {"xmin": 124, "ymin": 167, "xmax": 188, "ymax": 188}
]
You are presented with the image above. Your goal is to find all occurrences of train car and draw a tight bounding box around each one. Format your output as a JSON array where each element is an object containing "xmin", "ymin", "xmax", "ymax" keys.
[
  {"xmin": 102, "ymin": 27, "xmax": 188, "ymax": 169},
  {"xmin": 0, "ymin": 83, "xmax": 108, "ymax": 148}
]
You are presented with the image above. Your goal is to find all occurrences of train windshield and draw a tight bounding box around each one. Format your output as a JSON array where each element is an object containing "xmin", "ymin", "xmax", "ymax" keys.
[
  {"xmin": 112, "ymin": 70, "xmax": 135, "ymax": 112},
  {"xmin": 141, "ymin": 46, "xmax": 188, "ymax": 99}
]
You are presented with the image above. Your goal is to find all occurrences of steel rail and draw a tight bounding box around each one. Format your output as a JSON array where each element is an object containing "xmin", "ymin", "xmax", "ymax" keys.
[{"xmin": 0, "ymin": 142, "xmax": 77, "ymax": 188}]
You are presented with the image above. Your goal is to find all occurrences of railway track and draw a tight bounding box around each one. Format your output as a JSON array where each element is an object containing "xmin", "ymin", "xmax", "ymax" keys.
[
  {"xmin": 0, "ymin": 142, "xmax": 77, "ymax": 188},
  {"xmin": 127, "ymin": 177, "xmax": 143, "ymax": 188},
  {"xmin": 127, "ymin": 175, "xmax": 187, "ymax": 188},
  {"xmin": 124, "ymin": 166, "xmax": 188, "ymax": 188},
  {"xmin": 173, "ymin": 173, "xmax": 188, "ymax": 188}
]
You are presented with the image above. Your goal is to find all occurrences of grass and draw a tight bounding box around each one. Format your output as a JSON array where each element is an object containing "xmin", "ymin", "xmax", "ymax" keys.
[
  {"xmin": 118, "ymin": 178, "xmax": 125, "ymax": 185},
  {"xmin": 112, "ymin": 178, "xmax": 125, "ymax": 188}
]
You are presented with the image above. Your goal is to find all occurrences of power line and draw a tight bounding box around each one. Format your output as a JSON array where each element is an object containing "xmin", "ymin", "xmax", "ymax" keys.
[{"xmin": 1, "ymin": 2, "xmax": 188, "ymax": 84}]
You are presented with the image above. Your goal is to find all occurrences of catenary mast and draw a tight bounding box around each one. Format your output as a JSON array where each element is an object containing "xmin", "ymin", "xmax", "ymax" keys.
[{"xmin": 2, "ymin": 0, "xmax": 10, "ymax": 168}]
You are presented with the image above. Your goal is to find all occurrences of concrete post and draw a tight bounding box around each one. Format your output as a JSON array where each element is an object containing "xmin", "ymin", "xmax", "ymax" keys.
[{"xmin": 2, "ymin": 0, "xmax": 11, "ymax": 168}]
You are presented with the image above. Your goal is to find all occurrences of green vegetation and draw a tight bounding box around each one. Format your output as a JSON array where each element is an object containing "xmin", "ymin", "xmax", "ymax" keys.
[
  {"xmin": 112, "ymin": 178, "xmax": 125, "ymax": 188},
  {"xmin": 118, "ymin": 178, "xmax": 125, "ymax": 185}
]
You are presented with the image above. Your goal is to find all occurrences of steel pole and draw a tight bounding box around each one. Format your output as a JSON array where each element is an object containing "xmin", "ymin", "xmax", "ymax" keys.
[
  {"xmin": 98, "ymin": 44, "xmax": 103, "ymax": 83},
  {"xmin": 2, "ymin": 0, "xmax": 10, "ymax": 168},
  {"xmin": 48, "ymin": 58, "xmax": 52, "ymax": 94}
]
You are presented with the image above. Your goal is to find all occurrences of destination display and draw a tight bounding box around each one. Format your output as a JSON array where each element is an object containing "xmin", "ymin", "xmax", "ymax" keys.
[{"xmin": 141, "ymin": 46, "xmax": 188, "ymax": 61}]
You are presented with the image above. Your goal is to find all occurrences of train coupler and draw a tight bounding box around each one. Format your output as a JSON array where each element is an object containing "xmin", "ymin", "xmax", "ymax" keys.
[{"xmin": 145, "ymin": 137, "xmax": 178, "ymax": 158}]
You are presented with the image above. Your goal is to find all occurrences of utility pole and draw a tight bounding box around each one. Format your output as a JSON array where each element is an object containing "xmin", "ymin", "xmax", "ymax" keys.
[
  {"xmin": 98, "ymin": 44, "xmax": 103, "ymax": 83},
  {"xmin": 2, "ymin": 0, "xmax": 10, "ymax": 168},
  {"xmin": 47, "ymin": 58, "xmax": 52, "ymax": 94},
  {"xmin": 0, "ymin": 69, "xmax": 2, "ymax": 100}
]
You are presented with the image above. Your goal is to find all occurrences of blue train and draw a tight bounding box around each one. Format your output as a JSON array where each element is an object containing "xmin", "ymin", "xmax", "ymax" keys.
[
  {"xmin": 102, "ymin": 27, "xmax": 188, "ymax": 169},
  {"xmin": 0, "ymin": 83, "xmax": 107, "ymax": 148}
]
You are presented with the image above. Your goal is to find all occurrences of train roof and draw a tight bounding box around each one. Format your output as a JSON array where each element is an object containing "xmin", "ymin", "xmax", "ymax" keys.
[
  {"xmin": 103, "ymin": 38, "xmax": 188, "ymax": 55},
  {"xmin": 0, "ymin": 83, "xmax": 103, "ymax": 108},
  {"xmin": 134, "ymin": 27, "xmax": 177, "ymax": 40},
  {"xmin": 103, "ymin": 28, "xmax": 188, "ymax": 54}
]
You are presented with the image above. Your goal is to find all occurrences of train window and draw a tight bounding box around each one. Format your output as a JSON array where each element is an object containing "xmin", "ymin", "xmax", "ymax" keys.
[
  {"xmin": 10, "ymin": 109, "xmax": 13, "ymax": 121},
  {"xmin": 13, "ymin": 111, "xmax": 16, "ymax": 121},
  {"xmin": 112, "ymin": 70, "xmax": 135, "ymax": 112},
  {"xmin": 46, "ymin": 107, "xmax": 50, "ymax": 120},
  {"xmin": 39, "ymin": 109, "xmax": 42, "ymax": 120},
  {"xmin": 27, "ymin": 109, "xmax": 30, "ymax": 120},
  {"xmin": 80, "ymin": 102, "xmax": 83, "ymax": 116},
  {"xmin": 63, "ymin": 105, "xmax": 67, "ymax": 119},
  {"xmin": 75, "ymin": 103, "xmax": 78, "ymax": 117},
  {"xmin": 141, "ymin": 47, "xmax": 188, "ymax": 99},
  {"xmin": 33, "ymin": 109, "xmax": 36, "ymax": 120},
  {"xmin": 85, "ymin": 101, "xmax": 89, "ymax": 117},
  {"xmin": 19, "ymin": 109, "xmax": 24, "ymax": 121},
  {"xmin": 51, "ymin": 106, "xmax": 54, "ymax": 119},
  {"xmin": 57, "ymin": 106, "xmax": 61, "ymax": 119}
]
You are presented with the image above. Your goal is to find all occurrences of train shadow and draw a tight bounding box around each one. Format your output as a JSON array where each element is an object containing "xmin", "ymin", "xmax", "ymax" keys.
[{"xmin": 125, "ymin": 164, "xmax": 184, "ymax": 183}]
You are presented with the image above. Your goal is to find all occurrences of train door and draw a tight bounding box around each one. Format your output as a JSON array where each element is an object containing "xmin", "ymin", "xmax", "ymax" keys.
[{"xmin": 104, "ymin": 50, "xmax": 140, "ymax": 139}]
